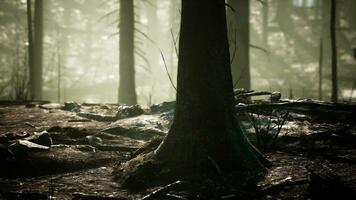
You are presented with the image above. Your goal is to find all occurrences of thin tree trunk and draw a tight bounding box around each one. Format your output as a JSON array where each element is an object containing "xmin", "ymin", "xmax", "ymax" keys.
[
  {"xmin": 119, "ymin": 0, "xmax": 137, "ymax": 105},
  {"xmin": 33, "ymin": 0, "xmax": 43, "ymax": 100},
  {"xmin": 262, "ymin": 0, "xmax": 268, "ymax": 48},
  {"xmin": 318, "ymin": 0, "xmax": 325, "ymax": 101},
  {"xmin": 318, "ymin": 38, "xmax": 323, "ymax": 100},
  {"xmin": 146, "ymin": 0, "xmax": 159, "ymax": 103},
  {"xmin": 330, "ymin": 0, "xmax": 338, "ymax": 103},
  {"xmin": 58, "ymin": 0, "xmax": 71, "ymax": 103},
  {"xmin": 27, "ymin": 0, "xmax": 35, "ymax": 100},
  {"xmin": 57, "ymin": 46, "xmax": 61, "ymax": 103}
]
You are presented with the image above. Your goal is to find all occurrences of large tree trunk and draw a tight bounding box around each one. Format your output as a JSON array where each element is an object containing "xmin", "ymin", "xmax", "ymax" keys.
[
  {"xmin": 118, "ymin": 0, "xmax": 137, "ymax": 105},
  {"xmin": 227, "ymin": 0, "xmax": 251, "ymax": 90},
  {"xmin": 154, "ymin": 0, "xmax": 267, "ymax": 173},
  {"xmin": 27, "ymin": 0, "xmax": 35, "ymax": 100},
  {"xmin": 33, "ymin": 0, "xmax": 43, "ymax": 100},
  {"xmin": 330, "ymin": 0, "xmax": 338, "ymax": 103}
]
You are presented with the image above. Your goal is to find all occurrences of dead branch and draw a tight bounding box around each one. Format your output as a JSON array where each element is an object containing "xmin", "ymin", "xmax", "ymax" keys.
[{"xmin": 236, "ymin": 101, "xmax": 356, "ymax": 123}]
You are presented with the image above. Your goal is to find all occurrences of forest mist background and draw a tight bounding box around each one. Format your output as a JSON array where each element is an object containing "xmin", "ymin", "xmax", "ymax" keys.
[{"xmin": 0, "ymin": 0, "xmax": 355, "ymax": 105}]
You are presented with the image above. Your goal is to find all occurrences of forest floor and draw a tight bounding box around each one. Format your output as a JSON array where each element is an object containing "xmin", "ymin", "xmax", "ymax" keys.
[{"xmin": 0, "ymin": 95, "xmax": 355, "ymax": 199}]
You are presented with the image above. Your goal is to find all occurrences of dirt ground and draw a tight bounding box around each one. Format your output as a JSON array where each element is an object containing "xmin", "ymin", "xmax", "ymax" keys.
[{"xmin": 0, "ymin": 102, "xmax": 355, "ymax": 199}]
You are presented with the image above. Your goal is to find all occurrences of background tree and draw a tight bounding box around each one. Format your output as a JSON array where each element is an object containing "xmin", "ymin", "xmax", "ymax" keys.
[
  {"xmin": 33, "ymin": 0, "xmax": 43, "ymax": 100},
  {"xmin": 26, "ymin": 0, "xmax": 43, "ymax": 100},
  {"xmin": 144, "ymin": 0, "xmax": 159, "ymax": 105},
  {"xmin": 330, "ymin": 0, "xmax": 338, "ymax": 103},
  {"xmin": 27, "ymin": 0, "xmax": 35, "ymax": 100},
  {"xmin": 318, "ymin": 0, "xmax": 331, "ymax": 100},
  {"xmin": 118, "ymin": 0, "xmax": 137, "ymax": 105},
  {"xmin": 1, "ymin": 0, "xmax": 355, "ymax": 103}
]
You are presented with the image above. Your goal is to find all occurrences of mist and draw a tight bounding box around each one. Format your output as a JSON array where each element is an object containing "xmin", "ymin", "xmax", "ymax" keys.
[
  {"xmin": 1, "ymin": 0, "xmax": 356, "ymax": 199},
  {"xmin": 0, "ymin": 0, "xmax": 355, "ymax": 104}
]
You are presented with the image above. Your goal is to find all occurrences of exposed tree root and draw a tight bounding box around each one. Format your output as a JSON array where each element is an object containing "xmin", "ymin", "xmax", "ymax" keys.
[{"xmin": 113, "ymin": 149, "xmax": 267, "ymax": 194}]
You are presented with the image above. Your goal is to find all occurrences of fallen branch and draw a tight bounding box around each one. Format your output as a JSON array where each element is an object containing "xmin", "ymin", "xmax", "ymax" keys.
[
  {"xmin": 236, "ymin": 91, "xmax": 272, "ymax": 98},
  {"xmin": 235, "ymin": 100, "xmax": 356, "ymax": 122}
]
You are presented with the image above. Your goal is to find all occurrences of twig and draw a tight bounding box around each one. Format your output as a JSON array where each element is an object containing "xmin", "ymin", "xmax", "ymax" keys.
[
  {"xmin": 170, "ymin": 29, "xmax": 179, "ymax": 57},
  {"xmin": 68, "ymin": 119, "xmax": 92, "ymax": 122},
  {"xmin": 165, "ymin": 193, "xmax": 188, "ymax": 200},
  {"xmin": 229, "ymin": 26, "xmax": 237, "ymax": 63},
  {"xmin": 24, "ymin": 122, "xmax": 36, "ymax": 128},
  {"xmin": 141, "ymin": 180, "xmax": 183, "ymax": 200},
  {"xmin": 259, "ymin": 178, "xmax": 309, "ymax": 194},
  {"xmin": 249, "ymin": 44, "xmax": 269, "ymax": 55},
  {"xmin": 349, "ymin": 81, "xmax": 356, "ymax": 102},
  {"xmin": 136, "ymin": 28, "xmax": 177, "ymax": 91},
  {"xmin": 96, "ymin": 8, "xmax": 119, "ymax": 23},
  {"xmin": 256, "ymin": 0, "xmax": 267, "ymax": 6},
  {"xmin": 159, "ymin": 50, "xmax": 177, "ymax": 91},
  {"xmin": 233, "ymin": 64, "xmax": 248, "ymax": 88},
  {"xmin": 271, "ymin": 111, "xmax": 289, "ymax": 147},
  {"xmin": 225, "ymin": 3, "xmax": 235, "ymax": 12}
]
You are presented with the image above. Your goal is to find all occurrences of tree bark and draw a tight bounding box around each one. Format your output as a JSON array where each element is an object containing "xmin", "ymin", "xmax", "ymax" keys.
[
  {"xmin": 227, "ymin": 0, "xmax": 251, "ymax": 90},
  {"xmin": 33, "ymin": 0, "xmax": 43, "ymax": 100},
  {"xmin": 119, "ymin": 0, "xmax": 137, "ymax": 105},
  {"xmin": 154, "ymin": 0, "xmax": 267, "ymax": 173},
  {"xmin": 330, "ymin": 0, "xmax": 338, "ymax": 103}
]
